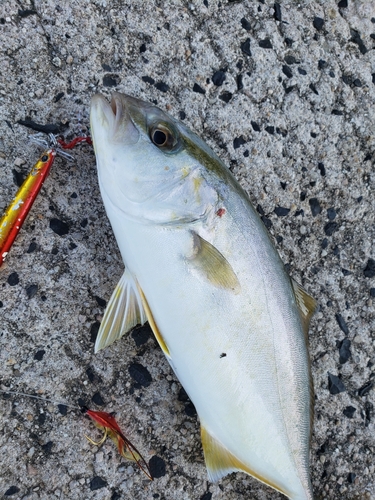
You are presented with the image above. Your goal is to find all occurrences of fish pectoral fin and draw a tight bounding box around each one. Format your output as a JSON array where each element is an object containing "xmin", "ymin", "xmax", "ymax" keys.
[
  {"xmin": 201, "ymin": 424, "xmax": 288, "ymax": 496},
  {"xmin": 137, "ymin": 284, "xmax": 170, "ymax": 357},
  {"xmin": 291, "ymin": 278, "xmax": 317, "ymax": 335},
  {"xmin": 187, "ymin": 231, "xmax": 240, "ymax": 293},
  {"xmin": 95, "ymin": 269, "xmax": 147, "ymax": 352}
]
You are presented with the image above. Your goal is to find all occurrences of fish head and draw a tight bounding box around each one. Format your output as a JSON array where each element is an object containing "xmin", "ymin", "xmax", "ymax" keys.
[{"xmin": 90, "ymin": 92, "xmax": 221, "ymax": 223}]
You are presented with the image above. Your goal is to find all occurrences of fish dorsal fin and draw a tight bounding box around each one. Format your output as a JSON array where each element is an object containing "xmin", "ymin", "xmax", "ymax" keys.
[
  {"xmin": 291, "ymin": 278, "xmax": 317, "ymax": 335},
  {"xmin": 291, "ymin": 278, "xmax": 316, "ymax": 439},
  {"xmin": 188, "ymin": 231, "xmax": 240, "ymax": 293},
  {"xmin": 200, "ymin": 424, "xmax": 288, "ymax": 496},
  {"xmin": 137, "ymin": 285, "xmax": 170, "ymax": 357},
  {"xmin": 95, "ymin": 269, "xmax": 147, "ymax": 352}
]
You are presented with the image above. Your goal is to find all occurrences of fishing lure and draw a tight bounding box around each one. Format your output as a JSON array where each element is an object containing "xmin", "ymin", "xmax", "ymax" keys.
[
  {"xmin": 0, "ymin": 149, "xmax": 56, "ymax": 267},
  {"xmin": 0, "ymin": 134, "xmax": 92, "ymax": 268},
  {"xmin": 0, "ymin": 390, "xmax": 153, "ymax": 480},
  {"xmin": 84, "ymin": 408, "xmax": 153, "ymax": 480}
]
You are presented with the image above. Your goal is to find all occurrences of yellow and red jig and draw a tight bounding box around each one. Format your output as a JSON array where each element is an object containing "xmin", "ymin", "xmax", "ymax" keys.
[
  {"xmin": 0, "ymin": 134, "xmax": 92, "ymax": 268},
  {"xmin": 0, "ymin": 149, "xmax": 56, "ymax": 267}
]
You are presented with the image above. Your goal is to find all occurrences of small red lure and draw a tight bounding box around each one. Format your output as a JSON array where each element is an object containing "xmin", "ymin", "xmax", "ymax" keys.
[
  {"xmin": 84, "ymin": 409, "xmax": 153, "ymax": 481},
  {"xmin": 1, "ymin": 391, "xmax": 153, "ymax": 481}
]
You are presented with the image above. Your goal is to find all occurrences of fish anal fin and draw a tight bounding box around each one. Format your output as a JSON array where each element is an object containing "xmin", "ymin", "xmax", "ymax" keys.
[
  {"xmin": 137, "ymin": 285, "xmax": 170, "ymax": 357},
  {"xmin": 200, "ymin": 425, "xmax": 288, "ymax": 496},
  {"xmin": 188, "ymin": 231, "xmax": 240, "ymax": 293},
  {"xmin": 95, "ymin": 269, "xmax": 147, "ymax": 353}
]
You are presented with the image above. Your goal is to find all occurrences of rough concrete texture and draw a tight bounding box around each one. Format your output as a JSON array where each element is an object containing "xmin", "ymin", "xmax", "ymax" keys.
[{"xmin": 0, "ymin": 0, "xmax": 374, "ymax": 499}]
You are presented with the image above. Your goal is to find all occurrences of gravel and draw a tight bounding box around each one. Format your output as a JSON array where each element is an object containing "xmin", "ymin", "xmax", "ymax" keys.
[{"xmin": 0, "ymin": 1, "xmax": 374, "ymax": 499}]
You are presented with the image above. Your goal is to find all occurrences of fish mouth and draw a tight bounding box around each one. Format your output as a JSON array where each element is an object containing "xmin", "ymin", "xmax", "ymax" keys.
[{"xmin": 90, "ymin": 93, "xmax": 140, "ymax": 145}]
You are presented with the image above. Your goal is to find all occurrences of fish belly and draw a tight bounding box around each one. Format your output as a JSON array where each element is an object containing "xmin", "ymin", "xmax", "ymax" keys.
[{"xmin": 105, "ymin": 194, "xmax": 313, "ymax": 500}]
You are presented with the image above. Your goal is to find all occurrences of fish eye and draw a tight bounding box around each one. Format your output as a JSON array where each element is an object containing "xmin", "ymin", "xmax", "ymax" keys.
[
  {"xmin": 150, "ymin": 124, "xmax": 178, "ymax": 151},
  {"xmin": 41, "ymin": 154, "xmax": 48, "ymax": 162},
  {"xmin": 153, "ymin": 129, "xmax": 167, "ymax": 146}
]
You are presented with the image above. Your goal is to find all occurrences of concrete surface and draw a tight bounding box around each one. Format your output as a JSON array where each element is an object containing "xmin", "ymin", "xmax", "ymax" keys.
[{"xmin": 0, "ymin": 0, "xmax": 375, "ymax": 499}]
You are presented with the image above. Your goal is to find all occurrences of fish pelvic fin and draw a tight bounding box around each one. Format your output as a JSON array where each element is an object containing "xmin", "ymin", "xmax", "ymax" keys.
[
  {"xmin": 188, "ymin": 231, "xmax": 240, "ymax": 293},
  {"xmin": 137, "ymin": 284, "xmax": 170, "ymax": 357},
  {"xmin": 95, "ymin": 269, "xmax": 147, "ymax": 352},
  {"xmin": 200, "ymin": 424, "xmax": 289, "ymax": 497}
]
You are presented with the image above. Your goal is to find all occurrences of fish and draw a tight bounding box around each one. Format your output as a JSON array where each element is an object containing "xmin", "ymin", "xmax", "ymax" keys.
[{"xmin": 90, "ymin": 92, "xmax": 316, "ymax": 500}]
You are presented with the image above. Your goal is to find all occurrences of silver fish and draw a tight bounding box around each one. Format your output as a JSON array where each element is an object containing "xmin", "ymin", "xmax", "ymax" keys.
[{"xmin": 90, "ymin": 92, "xmax": 316, "ymax": 499}]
